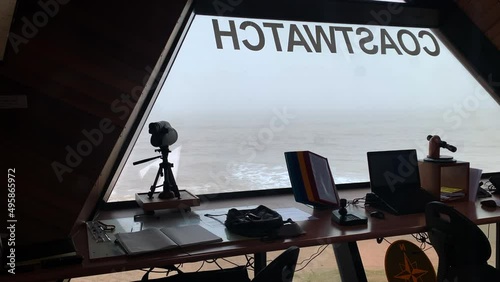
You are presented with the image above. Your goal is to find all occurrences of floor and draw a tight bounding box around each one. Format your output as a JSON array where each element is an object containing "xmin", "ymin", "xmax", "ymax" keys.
[{"xmin": 72, "ymin": 225, "xmax": 497, "ymax": 282}]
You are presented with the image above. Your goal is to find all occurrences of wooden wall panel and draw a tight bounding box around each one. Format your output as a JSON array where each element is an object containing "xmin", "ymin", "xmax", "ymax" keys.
[
  {"xmin": 456, "ymin": 0, "xmax": 500, "ymax": 49},
  {"xmin": 0, "ymin": 1, "xmax": 17, "ymax": 60},
  {"xmin": 0, "ymin": 0, "xmax": 188, "ymax": 245}
]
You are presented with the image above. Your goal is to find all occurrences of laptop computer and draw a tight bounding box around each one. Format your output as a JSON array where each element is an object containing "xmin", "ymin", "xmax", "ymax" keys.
[{"xmin": 367, "ymin": 149, "xmax": 438, "ymax": 215}]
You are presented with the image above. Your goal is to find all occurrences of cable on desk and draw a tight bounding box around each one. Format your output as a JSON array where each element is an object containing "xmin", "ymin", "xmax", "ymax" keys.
[
  {"xmin": 140, "ymin": 267, "xmax": 155, "ymax": 281},
  {"xmin": 97, "ymin": 220, "xmax": 115, "ymax": 231},
  {"xmin": 245, "ymin": 254, "xmax": 255, "ymax": 269},
  {"xmin": 350, "ymin": 197, "xmax": 366, "ymax": 207},
  {"xmin": 220, "ymin": 256, "xmax": 245, "ymax": 268},
  {"xmin": 150, "ymin": 255, "xmax": 255, "ymax": 276},
  {"xmin": 140, "ymin": 265, "xmax": 185, "ymax": 281},
  {"xmin": 374, "ymin": 233, "xmax": 435, "ymax": 254},
  {"xmin": 485, "ymin": 180, "xmax": 496, "ymax": 192},
  {"xmin": 199, "ymin": 256, "xmax": 255, "ymax": 273},
  {"xmin": 412, "ymin": 233, "xmax": 431, "ymax": 250},
  {"xmin": 295, "ymin": 244, "xmax": 329, "ymax": 272},
  {"xmin": 204, "ymin": 258, "xmax": 224, "ymax": 269},
  {"xmin": 204, "ymin": 213, "xmax": 227, "ymax": 225},
  {"xmin": 140, "ymin": 264, "xmax": 182, "ymax": 274},
  {"xmin": 195, "ymin": 260, "xmax": 206, "ymax": 272},
  {"xmin": 372, "ymin": 236, "xmax": 392, "ymax": 245}
]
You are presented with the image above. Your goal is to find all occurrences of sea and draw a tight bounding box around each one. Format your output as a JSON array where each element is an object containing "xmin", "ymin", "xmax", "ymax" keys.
[{"xmin": 109, "ymin": 110, "xmax": 500, "ymax": 202}]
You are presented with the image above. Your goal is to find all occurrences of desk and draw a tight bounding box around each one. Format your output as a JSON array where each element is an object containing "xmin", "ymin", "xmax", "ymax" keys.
[{"xmin": 6, "ymin": 189, "xmax": 500, "ymax": 282}]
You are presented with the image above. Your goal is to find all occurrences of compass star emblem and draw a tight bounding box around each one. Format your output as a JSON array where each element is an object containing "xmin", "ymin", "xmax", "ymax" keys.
[{"xmin": 393, "ymin": 253, "xmax": 428, "ymax": 282}]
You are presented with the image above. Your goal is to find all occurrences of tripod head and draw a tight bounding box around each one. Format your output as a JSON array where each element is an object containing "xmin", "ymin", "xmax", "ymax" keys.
[
  {"xmin": 427, "ymin": 135, "xmax": 457, "ymax": 153},
  {"xmin": 149, "ymin": 121, "xmax": 178, "ymax": 148},
  {"xmin": 426, "ymin": 135, "xmax": 457, "ymax": 162},
  {"xmin": 133, "ymin": 148, "xmax": 170, "ymax": 166},
  {"xmin": 133, "ymin": 154, "xmax": 162, "ymax": 166}
]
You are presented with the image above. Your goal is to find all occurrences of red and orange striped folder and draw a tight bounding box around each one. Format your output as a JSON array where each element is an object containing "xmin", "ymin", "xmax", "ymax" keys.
[{"xmin": 284, "ymin": 151, "xmax": 340, "ymax": 208}]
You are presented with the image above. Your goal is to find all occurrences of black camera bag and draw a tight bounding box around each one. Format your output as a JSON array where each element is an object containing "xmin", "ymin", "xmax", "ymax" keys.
[{"xmin": 225, "ymin": 205, "xmax": 284, "ymax": 237}]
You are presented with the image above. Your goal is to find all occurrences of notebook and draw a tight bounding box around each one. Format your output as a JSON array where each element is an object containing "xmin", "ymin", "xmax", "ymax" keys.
[
  {"xmin": 115, "ymin": 225, "xmax": 222, "ymax": 255},
  {"xmin": 367, "ymin": 149, "xmax": 438, "ymax": 215}
]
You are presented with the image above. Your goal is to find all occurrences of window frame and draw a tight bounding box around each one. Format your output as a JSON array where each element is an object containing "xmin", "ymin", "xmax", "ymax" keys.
[{"xmin": 98, "ymin": 0, "xmax": 500, "ymax": 208}]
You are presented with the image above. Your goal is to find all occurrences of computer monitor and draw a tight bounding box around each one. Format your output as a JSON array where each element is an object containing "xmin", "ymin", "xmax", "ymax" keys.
[
  {"xmin": 284, "ymin": 151, "xmax": 340, "ymax": 208},
  {"xmin": 367, "ymin": 149, "xmax": 421, "ymax": 197}
]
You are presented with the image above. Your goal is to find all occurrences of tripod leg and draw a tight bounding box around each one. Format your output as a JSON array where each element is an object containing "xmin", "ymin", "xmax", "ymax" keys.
[
  {"xmin": 167, "ymin": 164, "xmax": 180, "ymax": 199},
  {"xmin": 157, "ymin": 146, "xmax": 179, "ymax": 200},
  {"xmin": 158, "ymin": 161, "xmax": 175, "ymax": 200},
  {"xmin": 148, "ymin": 164, "xmax": 162, "ymax": 199}
]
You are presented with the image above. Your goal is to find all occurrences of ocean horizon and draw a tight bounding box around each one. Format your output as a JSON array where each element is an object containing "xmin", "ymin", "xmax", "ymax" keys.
[{"xmin": 109, "ymin": 110, "xmax": 500, "ymax": 202}]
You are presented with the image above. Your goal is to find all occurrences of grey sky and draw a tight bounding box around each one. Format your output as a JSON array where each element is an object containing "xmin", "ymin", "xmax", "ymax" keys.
[{"xmin": 148, "ymin": 15, "xmax": 497, "ymax": 121}]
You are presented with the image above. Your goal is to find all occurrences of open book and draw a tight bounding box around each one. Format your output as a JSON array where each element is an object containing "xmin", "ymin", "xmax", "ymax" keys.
[{"xmin": 115, "ymin": 225, "xmax": 222, "ymax": 255}]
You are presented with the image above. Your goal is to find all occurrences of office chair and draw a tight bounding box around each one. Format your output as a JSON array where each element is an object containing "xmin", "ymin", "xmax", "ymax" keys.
[
  {"xmin": 252, "ymin": 246, "xmax": 300, "ymax": 282},
  {"xmin": 425, "ymin": 201, "xmax": 500, "ymax": 282}
]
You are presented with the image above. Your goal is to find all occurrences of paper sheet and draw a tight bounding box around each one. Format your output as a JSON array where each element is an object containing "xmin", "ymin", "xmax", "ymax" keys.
[{"xmin": 469, "ymin": 168, "xmax": 483, "ymax": 202}]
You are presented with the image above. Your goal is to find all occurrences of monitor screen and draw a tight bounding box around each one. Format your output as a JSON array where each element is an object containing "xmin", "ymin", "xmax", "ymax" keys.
[
  {"xmin": 367, "ymin": 149, "xmax": 421, "ymax": 194},
  {"xmin": 285, "ymin": 151, "xmax": 340, "ymax": 207}
]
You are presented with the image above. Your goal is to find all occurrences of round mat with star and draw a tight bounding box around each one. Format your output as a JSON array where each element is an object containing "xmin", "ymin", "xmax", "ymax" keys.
[{"xmin": 385, "ymin": 240, "xmax": 436, "ymax": 282}]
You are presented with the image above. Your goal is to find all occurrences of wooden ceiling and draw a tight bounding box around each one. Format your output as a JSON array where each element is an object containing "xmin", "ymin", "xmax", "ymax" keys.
[{"xmin": 456, "ymin": 0, "xmax": 500, "ymax": 49}]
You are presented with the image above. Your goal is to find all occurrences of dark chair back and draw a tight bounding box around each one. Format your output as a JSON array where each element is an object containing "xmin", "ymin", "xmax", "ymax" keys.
[
  {"xmin": 252, "ymin": 246, "xmax": 300, "ymax": 282},
  {"xmin": 425, "ymin": 201, "xmax": 492, "ymax": 281}
]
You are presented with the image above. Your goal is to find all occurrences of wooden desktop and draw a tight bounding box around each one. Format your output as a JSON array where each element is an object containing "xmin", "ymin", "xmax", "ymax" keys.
[{"xmin": 5, "ymin": 189, "xmax": 500, "ymax": 282}]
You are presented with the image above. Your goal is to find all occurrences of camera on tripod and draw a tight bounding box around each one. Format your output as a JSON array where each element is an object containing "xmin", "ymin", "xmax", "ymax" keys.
[{"xmin": 133, "ymin": 121, "xmax": 180, "ymax": 200}]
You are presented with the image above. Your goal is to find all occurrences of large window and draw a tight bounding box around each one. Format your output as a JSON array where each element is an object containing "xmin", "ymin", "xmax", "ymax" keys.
[{"xmin": 108, "ymin": 15, "xmax": 500, "ymax": 202}]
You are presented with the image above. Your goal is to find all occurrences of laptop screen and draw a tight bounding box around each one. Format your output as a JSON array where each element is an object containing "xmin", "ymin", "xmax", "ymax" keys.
[{"xmin": 367, "ymin": 149, "xmax": 421, "ymax": 196}]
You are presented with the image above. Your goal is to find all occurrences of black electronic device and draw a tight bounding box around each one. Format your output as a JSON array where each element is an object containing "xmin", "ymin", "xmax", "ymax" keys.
[
  {"xmin": 490, "ymin": 175, "xmax": 500, "ymax": 193},
  {"xmin": 480, "ymin": 200, "xmax": 499, "ymax": 208},
  {"xmin": 365, "ymin": 192, "xmax": 399, "ymax": 214},
  {"xmin": 331, "ymin": 199, "xmax": 367, "ymax": 226},
  {"xmin": 370, "ymin": 211, "xmax": 385, "ymax": 219},
  {"xmin": 367, "ymin": 149, "xmax": 438, "ymax": 215},
  {"xmin": 277, "ymin": 219, "xmax": 305, "ymax": 238},
  {"xmin": 477, "ymin": 187, "xmax": 492, "ymax": 198},
  {"xmin": 476, "ymin": 181, "xmax": 491, "ymax": 198}
]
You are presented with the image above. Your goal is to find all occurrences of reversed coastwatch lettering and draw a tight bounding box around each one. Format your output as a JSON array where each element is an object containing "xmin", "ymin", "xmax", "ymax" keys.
[{"xmin": 212, "ymin": 19, "xmax": 440, "ymax": 56}]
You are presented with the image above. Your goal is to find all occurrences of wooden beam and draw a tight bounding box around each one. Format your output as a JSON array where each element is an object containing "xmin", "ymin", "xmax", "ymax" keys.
[{"xmin": 0, "ymin": 0, "xmax": 17, "ymax": 60}]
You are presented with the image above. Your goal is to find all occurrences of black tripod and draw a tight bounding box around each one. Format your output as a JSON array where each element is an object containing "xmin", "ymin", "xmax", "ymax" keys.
[{"xmin": 133, "ymin": 146, "xmax": 180, "ymax": 200}]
